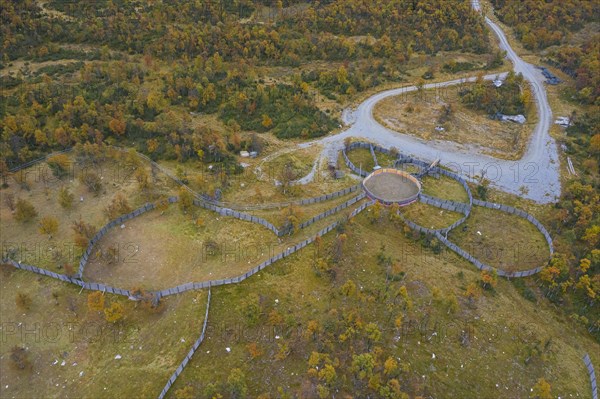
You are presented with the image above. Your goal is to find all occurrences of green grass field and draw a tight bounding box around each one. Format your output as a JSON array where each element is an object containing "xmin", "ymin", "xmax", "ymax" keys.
[
  {"xmin": 0, "ymin": 265, "xmax": 208, "ymax": 399},
  {"xmin": 167, "ymin": 210, "xmax": 599, "ymax": 398},
  {"xmin": 448, "ymin": 206, "xmax": 550, "ymax": 273},
  {"xmin": 347, "ymin": 148, "xmax": 376, "ymax": 173},
  {"xmin": 421, "ymin": 174, "xmax": 470, "ymax": 203},
  {"xmin": 1, "ymin": 147, "xmax": 597, "ymax": 399}
]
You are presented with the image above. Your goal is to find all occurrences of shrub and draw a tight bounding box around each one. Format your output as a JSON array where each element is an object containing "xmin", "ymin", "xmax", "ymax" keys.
[
  {"xmin": 10, "ymin": 346, "xmax": 31, "ymax": 371},
  {"xmin": 104, "ymin": 302, "xmax": 124, "ymax": 323},
  {"xmin": 4, "ymin": 193, "xmax": 15, "ymax": 210},
  {"xmin": 227, "ymin": 368, "xmax": 248, "ymax": 399},
  {"xmin": 237, "ymin": 293, "xmax": 261, "ymax": 326},
  {"xmin": 38, "ymin": 216, "xmax": 59, "ymax": 235},
  {"xmin": 16, "ymin": 292, "xmax": 32, "ymax": 310},
  {"xmin": 104, "ymin": 193, "xmax": 132, "ymax": 219},
  {"xmin": 178, "ymin": 188, "xmax": 194, "ymax": 212},
  {"xmin": 79, "ymin": 171, "xmax": 102, "ymax": 195},
  {"xmin": 87, "ymin": 291, "xmax": 105, "ymax": 312},
  {"xmin": 58, "ymin": 186, "xmax": 74, "ymax": 209},
  {"xmin": 47, "ymin": 154, "xmax": 71, "ymax": 179},
  {"xmin": 14, "ymin": 199, "xmax": 37, "ymax": 222}
]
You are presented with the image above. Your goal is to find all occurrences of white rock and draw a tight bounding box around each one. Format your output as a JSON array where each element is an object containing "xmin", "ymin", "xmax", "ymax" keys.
[
  {"xmin": 115, "ymin": 354, "xmax": 122, "ymax": 360},
  {"xmin": 275, "ymin": 335, "xmax": 280, "ymax": 339},
  {"xmin": 432, "ymin": 353, "xmax": 436, "ymax": 359},
  {"xmin": 120, "ymin": 224, "xmax": 125, "ymax": 229},
  {"xmin": 60, "ymin": 360, "xmax": 66, "ymax": 366},
  {"xmin": 225, "ymin": 347, "xmax": 231, "ymax": 353},
  {"xmin": 79, "ymin": 371, "xmax": 84, "ymax": 377},
  {"xmin": 477, "ymin": 231, "xmax": 482, "ymax": 235}
]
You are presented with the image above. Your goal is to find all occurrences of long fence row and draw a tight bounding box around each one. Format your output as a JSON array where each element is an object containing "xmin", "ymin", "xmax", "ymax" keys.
[
  {"xmin": 203, "ymin": 184, "xmax": 363, "ymax": 211},
  {"xmin": 1, "ymin": 258, "xmax": 134, "ymax": 297},
  {"xmin": 3, "ymin": 194, "xmax": 374, "ymax": 302},
  {"xmin": 298, "ymin": 192, "xmax": 366, "ymax": 229},
  {"xmin": 153, "ymin": 200, "xmax": 374, "ymax": 299},
  {"xmin": 7, "ymin": 148, "xmax": 73, "ymax": 173},
  {"xmin": 157, "ymin": 287, "xmax": 212, "ymax": 399},
  {"xmin": 584, "ymin": 353, "xmax": 598, "ymax": 399},
  {"xmin": 75, "ymin": 199, "xmax": 177, "ymax": 278},
  {"xmin": 194, "ymin": 191, "xmax": 365, "ymax": 237},
  {"xmin": 419, "ymin": 194, "xmax": 469, "ymax": 214}
]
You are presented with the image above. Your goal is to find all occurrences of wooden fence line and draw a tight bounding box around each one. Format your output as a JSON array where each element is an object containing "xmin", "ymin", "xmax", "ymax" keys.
[
  {"xmin": 157, "ymin": 287, "xmax": 212, "ymax": 399},
  {"xmin": 584, "ymin": 353, "xmax": 598, "ymax": 399}
]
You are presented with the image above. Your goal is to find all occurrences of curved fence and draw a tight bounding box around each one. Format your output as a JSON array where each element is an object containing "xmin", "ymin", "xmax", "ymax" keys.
[
  {"xmin": 153, "ymin": 200, "xmax": 374, "ymax": 299},
  {"xmin": 342, "ymin": 142, "xmax": 371, "ymax": 176},
  {"xmin": 5, "ymin": 143, "xmax": 553, "ymax": 294},
  {"xmin": 3, "ymin": 196, "xmax": 373, "ymax": 302},
  {"xmin": 75, "ymin": 189, "xmax": 366, "ymax": 281},
  {"xmin": 472, "ymin": 198, "xmax": 554, "ymax": 254},
  {"xmin": 362, "ymin": 168, "xmax": 421, "ymax": 206},
  {"xmin": 75, "ymin": 199, "xmax": 176, "ymax": 279},
  {"xmin": 342, "ymin": 142, "xmax": 551, "ymax": 279}
]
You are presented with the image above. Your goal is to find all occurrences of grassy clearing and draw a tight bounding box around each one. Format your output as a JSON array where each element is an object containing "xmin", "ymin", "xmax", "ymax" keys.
[
  {"xmin": 400, "ymin": 202, "xmax": 464, "ymax": 230},
  {"xmin": 448, "ymin": 206, "xmax": 550, "ymax": 273},
  {"xmin": 261, "ymin": 146, "xmax": 319, "ymax": 182},
  {"xmin": 421, "ymin": 174, "xmax": 469, "ymax": 203},
  {"xmin": 168, "ymin": 210, "xmax": 599, "ymax": 398},
  {"xmin": 83, "ymin": 197, "xmax": 367, "ymax": 290},
  {"xmin": 373, "ymin": 151, "xmax": 399, "ymax": 168},
  {"xmin": 83, "ymin": 205, "xmax": 276, "ymax": 290},
  {"xmin": 373, "ymin": 86, "xmax": 531, "ymax": 160},
  {"xmin": 0, "ymin": 265, "xmax": 207, "ymax": 399},
  {"xmin": 1, "ymin": 153, "xmax": 175, "ymax": 273},
  {"xmin": 346, "ymin": 147, "xmax": 375, "ymax": 172}
]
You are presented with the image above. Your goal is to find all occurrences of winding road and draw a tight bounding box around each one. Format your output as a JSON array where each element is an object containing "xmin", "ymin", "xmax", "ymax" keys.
[{"xmin": 295, "ymin": 0, "xmax": 561, "ymax": 203}]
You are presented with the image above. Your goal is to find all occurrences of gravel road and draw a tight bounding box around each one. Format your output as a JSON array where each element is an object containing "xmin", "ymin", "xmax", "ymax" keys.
[{"xmin": 296, "ymin": 0, "xmax": 561, "ymax": 203}]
